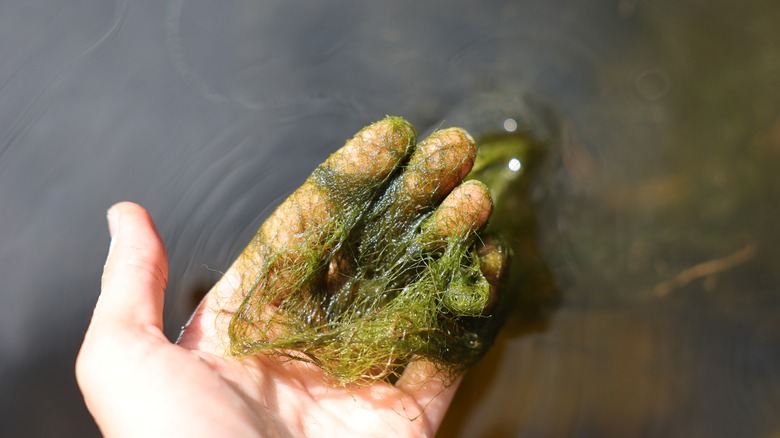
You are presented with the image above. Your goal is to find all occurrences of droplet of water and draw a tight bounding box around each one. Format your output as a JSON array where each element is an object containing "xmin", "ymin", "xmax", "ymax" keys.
[
  {"xmin": 635, "ymin": 68, "xmax": 670, "ymax": 101},
  {"xmin": 465, "ymin": 332, "xmax": 482, "ymax": 349},
  {"xmin": 503, "ymin": 118, "xmax": 518, "ymax": 132}
]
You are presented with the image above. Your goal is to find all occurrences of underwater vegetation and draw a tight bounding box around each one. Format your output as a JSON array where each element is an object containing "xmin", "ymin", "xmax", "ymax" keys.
[{"xmin": 227, "ymin": 116, "xmax": 545, "ymax": 385}]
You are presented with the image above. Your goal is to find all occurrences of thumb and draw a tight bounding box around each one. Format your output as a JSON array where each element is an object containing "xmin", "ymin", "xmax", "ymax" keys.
[{"xmin": 90, "ymin": 202, "xmax": 169, "ymax": 334}]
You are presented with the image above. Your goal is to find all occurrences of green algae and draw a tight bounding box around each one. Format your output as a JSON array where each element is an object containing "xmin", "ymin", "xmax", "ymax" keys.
[{"xmin": 227, "ymin": 116, "xmax": 545, "ymax": 385}]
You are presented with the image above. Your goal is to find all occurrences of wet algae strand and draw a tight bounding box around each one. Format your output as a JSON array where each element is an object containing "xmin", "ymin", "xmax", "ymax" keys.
[{"xmin": 227, "ymin": 116, "xmax": 540, "ymax": 385}]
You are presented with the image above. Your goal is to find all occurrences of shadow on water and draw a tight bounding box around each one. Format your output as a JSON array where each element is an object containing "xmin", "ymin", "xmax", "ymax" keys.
[{"xmin": 1, "ymin": 0, "xmax": 779, "ymax": 436}]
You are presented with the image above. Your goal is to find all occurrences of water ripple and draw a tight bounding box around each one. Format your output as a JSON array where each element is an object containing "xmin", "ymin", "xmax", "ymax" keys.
[{"xmin": 0, "ymin": 0, "xmax": 127, "ymax": 165}]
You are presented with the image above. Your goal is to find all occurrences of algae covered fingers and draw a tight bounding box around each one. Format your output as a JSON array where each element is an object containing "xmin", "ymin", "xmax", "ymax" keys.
[{"xmin": 227, "ymin": 117, "xmax": 508, "ymax": 385}]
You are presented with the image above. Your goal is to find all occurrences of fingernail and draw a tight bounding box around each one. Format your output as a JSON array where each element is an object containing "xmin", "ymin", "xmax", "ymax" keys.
[
  {"xmin": 106, "ymin": 207, "xmax": 119, "ymax": 260},
  {"xmin": 107, "ymin": 205, "xmax": 120, "ymax": 238}
]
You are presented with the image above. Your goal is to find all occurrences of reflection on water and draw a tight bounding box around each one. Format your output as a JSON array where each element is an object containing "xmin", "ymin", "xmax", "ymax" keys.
[{"xmin": 0, "ymin": 0, "xmax": 778, "ymax": 436}]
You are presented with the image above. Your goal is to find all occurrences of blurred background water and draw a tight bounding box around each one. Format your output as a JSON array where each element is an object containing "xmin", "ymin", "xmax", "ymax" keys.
[{"xmin": 1, "ymin": 0, "xmax": 779, "ymax": 436}]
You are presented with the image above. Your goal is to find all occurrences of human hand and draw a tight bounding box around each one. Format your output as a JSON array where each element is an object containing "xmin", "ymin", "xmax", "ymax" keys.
[{"xmin": 77, "ymin": 118, "xmax": 499, "ymax": 437}]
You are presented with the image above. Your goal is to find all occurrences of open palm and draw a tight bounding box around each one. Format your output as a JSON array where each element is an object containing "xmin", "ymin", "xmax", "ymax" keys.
[{"xmin": 77, "ymin": 119, "xmax": 496, "ymax": 437}]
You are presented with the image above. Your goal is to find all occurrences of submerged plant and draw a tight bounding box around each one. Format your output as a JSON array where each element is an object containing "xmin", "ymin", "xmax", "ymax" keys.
[{"xmin": 226, "ymin": 116, "xmax": 541, "ymax": 385}]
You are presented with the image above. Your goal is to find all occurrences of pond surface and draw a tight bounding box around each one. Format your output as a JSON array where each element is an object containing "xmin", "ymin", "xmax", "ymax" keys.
[{"xmin": 1, "ymin": 0, "xmax": 779, "ymax": 436}]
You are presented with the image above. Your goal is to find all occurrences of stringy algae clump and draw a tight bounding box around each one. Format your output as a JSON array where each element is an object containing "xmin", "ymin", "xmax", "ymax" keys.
[{"xmin": 227, "ymin": 116, "xmax": 531, "ymax": 385}]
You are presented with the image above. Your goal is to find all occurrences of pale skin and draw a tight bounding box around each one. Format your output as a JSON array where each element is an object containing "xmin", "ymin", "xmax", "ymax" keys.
[{"xmin": 76, "ymin": 119, "xmax": 496, "ymax": 437}]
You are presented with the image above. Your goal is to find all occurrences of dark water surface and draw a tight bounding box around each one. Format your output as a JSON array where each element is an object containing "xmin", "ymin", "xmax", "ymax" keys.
[{"xmin": 1, "ymin": 0, "xmax": 778, "ymax": 436}]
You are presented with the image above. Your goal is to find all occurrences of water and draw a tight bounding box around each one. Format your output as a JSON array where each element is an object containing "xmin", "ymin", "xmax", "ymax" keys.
[{"xmin": 1, "ymin": 0, "xmax": 778, "ymax": 436}]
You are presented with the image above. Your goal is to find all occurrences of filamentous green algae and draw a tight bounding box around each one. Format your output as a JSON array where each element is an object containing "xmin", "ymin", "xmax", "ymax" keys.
[{"xmin": 227, "ymin": 116, "xmax": 543, "ymax": 385}]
